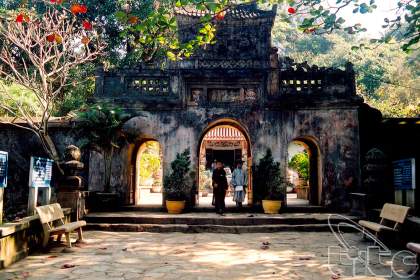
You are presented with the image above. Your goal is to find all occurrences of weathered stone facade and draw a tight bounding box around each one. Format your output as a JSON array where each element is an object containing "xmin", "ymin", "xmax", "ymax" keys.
[
  {"xmin": 90, "ymin": 3, "xmax": 362, "ymax": 210},
  {"xmin": 0, "ymin": 122, "xmax": 85, "ymax": 220}
]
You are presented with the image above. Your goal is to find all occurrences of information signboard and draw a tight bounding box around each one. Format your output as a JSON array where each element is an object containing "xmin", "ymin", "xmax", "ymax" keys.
[
  {"xmin": 0, "ymin": 151, "xmax": 8, "ymax": 188},
  {"xmin": 393, "ymin": 158, "xmax": 416, "ymax": 190},
  {"xmin": 28, "ymin": 157, "xmax": 54, "ymax": 188}
]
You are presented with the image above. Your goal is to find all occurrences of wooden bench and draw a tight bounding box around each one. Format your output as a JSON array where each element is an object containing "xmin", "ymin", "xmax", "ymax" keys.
[
  {"xmin": 407, "ymin": 242, "xmax": 420, "ymax": 274},
  {"xmin": 358, "ymin": 203, "xmax": 410, "ymax": 237},
  {"xmin": 35, "ymin": 203, "xmax": 86, "ymax": 248}
]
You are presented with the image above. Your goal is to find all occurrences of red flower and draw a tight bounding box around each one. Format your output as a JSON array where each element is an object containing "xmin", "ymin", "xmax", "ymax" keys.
[
  {"xmin": 128, "ymin": 16, "xmax": 139, "ymax": 25},
  {"xmin": 50, "ymin": 0, "xmax": 63, "ymax": 4},
  {"xmin": 79, "ymin": 5, "xmax": 88, "ymax": 14},
  {"xmin": 16, "ymin": 14, "xmax": 24, "ymax": 23},
  {"xmin": 70, "ymin": 4, "xmax": 88, "ymax": 15},
  {"xmin": 15, "ymin": 13, "xmax": 30, "ymax": 23},
  {"xmin": 81, "ymin": 36, "xmax": 90, "ymax": 45},
  {"xmin": 82, "ymin": 20, "xmax": 92, "ymax": 30},
  {"xmin": 215, "ymin": 11, "xmax": 226, "ymax": 21},
  {"xmin": 288, "ymin": 7, "xmax": 296, "ymax": 14},
  {"xmin": 46, "ymin": 34, "xmax": 56, "ymax": 42}
]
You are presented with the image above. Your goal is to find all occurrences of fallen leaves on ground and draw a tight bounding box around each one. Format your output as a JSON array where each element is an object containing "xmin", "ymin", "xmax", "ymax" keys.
[
  {"xmin": 260, "ymin": 245, "xmax": 270, "ymax": 250},
  {"xmin": 61, "ymin": 264, "xmax": 76, "ymax": 269},
  {"xmin": 173, "ymin": 249, "xmax": 185, "ymax": 255}
]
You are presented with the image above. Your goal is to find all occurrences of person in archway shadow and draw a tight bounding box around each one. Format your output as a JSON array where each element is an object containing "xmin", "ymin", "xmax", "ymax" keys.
[
  {"xmin": 212, "ymin": 161, "xmax": 228, "ymax": 215},
  {"xmin": 232, "ymin": 160, "xmax": 247, "ymax": 209}
]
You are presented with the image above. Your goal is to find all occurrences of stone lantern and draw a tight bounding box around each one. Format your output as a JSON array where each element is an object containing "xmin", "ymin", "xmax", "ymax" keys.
[{"xmin": 57, "ymin": 145, "xmax": 89, "ymax": 220}]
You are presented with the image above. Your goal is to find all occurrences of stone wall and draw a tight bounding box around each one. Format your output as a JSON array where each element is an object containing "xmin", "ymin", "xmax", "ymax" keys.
[
  {"xmin": 0, "ymin": 122, "xmax": 86, "ymax": 219},
  {"xmin": 88, "ymin": 105, "xmax": 361, "ymax": 211}
]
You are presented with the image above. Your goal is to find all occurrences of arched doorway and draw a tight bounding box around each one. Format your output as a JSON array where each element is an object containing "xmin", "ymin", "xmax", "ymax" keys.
[
  {"xmin": 286, "ymin": 138, "xmax": 322, "ymax": 206},
  {"xmin": 135, "ymin": 140, "xmax": 163, "ymax": 205},
  {"xmin": 197, "ymin": 120, "xmax": 252, "ymax": 207}
]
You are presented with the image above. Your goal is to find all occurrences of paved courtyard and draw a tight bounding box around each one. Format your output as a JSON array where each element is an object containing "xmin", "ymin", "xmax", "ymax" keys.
[{"xmin": 2, "ymin": 231, "xmax": 418, "ymax": 280}]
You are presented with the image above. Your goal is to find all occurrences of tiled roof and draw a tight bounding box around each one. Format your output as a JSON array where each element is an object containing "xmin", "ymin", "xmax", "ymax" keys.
[
  {"xmin": 175, "ymin": 2, "xmax": 276, "ymax": 19},
  {"xmin": 204, "ymin": 125, "xmax": 246, "ymax": 140}
]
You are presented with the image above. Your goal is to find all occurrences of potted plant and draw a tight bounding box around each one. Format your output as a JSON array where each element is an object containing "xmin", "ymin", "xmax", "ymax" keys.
[
  {"xmin": 76, "ymin": 103, "xmax": 131, "ymax": 210},
  {"xmin": 253, "ymin": 149, "xmax": 285, "ymax": 214},
  {"xmin": 163, "ymin": 149, "xmax": 191, "ymax": 214}
]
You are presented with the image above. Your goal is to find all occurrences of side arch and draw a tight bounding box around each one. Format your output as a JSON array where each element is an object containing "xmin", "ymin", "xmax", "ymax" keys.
[{"xmin": 288, "ymin": 136, "xmax": 323, "ymax": 206}]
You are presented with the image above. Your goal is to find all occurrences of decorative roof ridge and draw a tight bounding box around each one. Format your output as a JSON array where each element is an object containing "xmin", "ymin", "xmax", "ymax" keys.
[{"xmin": 175, "ymin": 2, "xmax": 277, "ymax": 19}]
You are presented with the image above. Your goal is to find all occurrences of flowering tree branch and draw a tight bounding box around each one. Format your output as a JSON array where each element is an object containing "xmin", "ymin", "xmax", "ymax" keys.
[{"xmin": 0, "ymin": 1, "xmax": 105, "ymax": 165}]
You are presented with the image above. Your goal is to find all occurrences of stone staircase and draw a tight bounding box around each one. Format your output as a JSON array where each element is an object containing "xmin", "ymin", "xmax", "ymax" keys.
[{"xmin": 85, "ymin": 209, "xmax": 359, "ymax": 233}]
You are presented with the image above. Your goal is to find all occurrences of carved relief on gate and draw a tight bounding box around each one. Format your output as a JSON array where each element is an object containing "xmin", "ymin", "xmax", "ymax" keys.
[{"xmin": 188, "ymin": 87, "xmax": 258, "ymax": 106}]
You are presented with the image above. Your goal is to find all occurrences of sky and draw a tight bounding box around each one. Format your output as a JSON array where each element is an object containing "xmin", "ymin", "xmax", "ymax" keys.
[{"xmin": 337, "ymin": 0, "xmax": 401, "ymax": 37}]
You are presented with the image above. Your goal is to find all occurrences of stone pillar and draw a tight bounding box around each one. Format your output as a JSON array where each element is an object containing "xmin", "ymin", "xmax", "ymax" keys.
[{"xmin": 57, "ymin": 145, "xmax": 89, "ymax": 220}]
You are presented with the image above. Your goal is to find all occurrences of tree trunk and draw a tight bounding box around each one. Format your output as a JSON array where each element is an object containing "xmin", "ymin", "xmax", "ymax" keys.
[
  {"xmin": 103, "ymin": 146, "xmax": 114, "ymax": 193},
  {"xmin": 37, "ymin": 132, "xmax": 64, "ymax": 174}
]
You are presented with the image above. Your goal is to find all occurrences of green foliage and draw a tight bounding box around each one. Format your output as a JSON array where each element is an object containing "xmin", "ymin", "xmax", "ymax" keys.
[
  {"xmin": 0, "ymin": 82, "xmax": 41, "ymax": 117},
  {"xmin": 53, "ymin": 64, "xmax": 96, "ymax": 116},
  {"xmin": 164, "ymin": 149, "xmax": 191, "ymax": 201},
  {"xmin": 115, "ymin": 0, "xmax": 222, "ymax": 63},
  {"xmin": 253, "ymin": 149, "xmax": 285, "ymax": 201},
  {"xmin": 139, "ymin": 141, "xmax": 161, "ymax": 185},
  {"xmin": 1, "ymin": 1, "xmax": 417, "ymax": 119},
  {"xmin": 288, "ymin": 151, "xmax": 309, "ymax": 181},
  {"xmin": 278, "ymin": 0, "xmax": 419, "ymax": 53},
  {"xmin": 75, "ymin": 103, "xmax": 131, "ymax": 151},
  {"xmin": 272, "ymin": 18, "xmax": 420, "ymax": 117},
  {"xmin": 76, "ymin": 102, "xmax": 131, "ymax": 191}
]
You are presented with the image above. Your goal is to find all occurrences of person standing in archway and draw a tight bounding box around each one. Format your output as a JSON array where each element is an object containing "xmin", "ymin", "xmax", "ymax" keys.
[
  {"xmin": 232, "ymin": 160, "xmax": 247, "ymax": 208},
  {"xmin": 212, "ymin": 161, "xmax": 228, "ymax": 215}
]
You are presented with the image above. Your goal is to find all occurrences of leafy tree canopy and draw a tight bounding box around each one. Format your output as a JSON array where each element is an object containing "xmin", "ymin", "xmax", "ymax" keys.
[
  {"xmin": 1, "ymin": 0, "xmax": 418, "ymax": 118},
  {"xmin": 273, "ymin": 16, "xmax": 419, "ymax": 117},
  {"xmin": 288, "ymin": 150, "xmax": 309, "ymax": 182}
]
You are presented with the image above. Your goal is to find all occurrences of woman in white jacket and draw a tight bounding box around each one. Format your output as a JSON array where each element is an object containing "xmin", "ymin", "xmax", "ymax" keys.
[{"xmin": 231, "ymin": 161, "xmax": 247, "ymax": 208}]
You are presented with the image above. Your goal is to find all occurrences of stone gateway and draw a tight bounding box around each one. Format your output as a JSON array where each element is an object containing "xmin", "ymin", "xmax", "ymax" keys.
[{"xmin": 89, "ymin": 3, "xmax": 362, "ymax": 211}]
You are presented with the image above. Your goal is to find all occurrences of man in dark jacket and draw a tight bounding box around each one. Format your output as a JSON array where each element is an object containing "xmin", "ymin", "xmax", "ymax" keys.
[{"xmin": 212, "ymin": 161, "xmax": 228, "ymax": 215}]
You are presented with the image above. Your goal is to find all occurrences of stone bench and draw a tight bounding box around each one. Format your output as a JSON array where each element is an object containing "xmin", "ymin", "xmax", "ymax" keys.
[
  {"xmin": 0, "ymin": 208, "xmax": 71, "ymax": 268},
  {"xmin": 358, "ymin": 203, "xmax": 410, "ymax": 238},
  {"xmin": 36, "ymin": 203, "xmax": 86, "ymax": 248},
  {"xmin": 407, "ymin": 242, "xmax": 420, "ymax": 275}
]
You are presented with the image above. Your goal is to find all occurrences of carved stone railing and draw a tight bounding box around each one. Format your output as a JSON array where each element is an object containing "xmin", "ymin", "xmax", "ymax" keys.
[
  {"xmin": 95, "ymin": 66, "xmax": 174, "ymax": 98},
  {"xmin": 125, "ymin": 76, "xmax": 170, "ymax": 96},
  {"xmin": 277, "ymin": 58, "xmax": 356, "ymax": 97}
]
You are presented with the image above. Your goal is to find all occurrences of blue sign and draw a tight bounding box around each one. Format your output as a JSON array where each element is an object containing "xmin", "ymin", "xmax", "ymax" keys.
[
  {"xmin": 0, "ymin": 151, "xmax": 8, "ymax": 188},
  {"xmin": 29, "ymin": 157, "xmax": 54, "ymax": 188},
  {"xmin": 393, "ymin": 158, "xmax": 416, "ymax": 190}
]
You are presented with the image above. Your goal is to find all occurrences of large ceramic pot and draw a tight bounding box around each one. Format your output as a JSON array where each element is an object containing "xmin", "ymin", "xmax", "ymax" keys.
[
  {"xmin": 151, "ymin": 185, "xmax": 162, "ymax": 193},
  {"xmin": 262, "ymin": 200, "xmax": 282, "ymax": 214},
  {"xmin": 166, "ymin": 200, "xmax": 186, "ymax": 214}
]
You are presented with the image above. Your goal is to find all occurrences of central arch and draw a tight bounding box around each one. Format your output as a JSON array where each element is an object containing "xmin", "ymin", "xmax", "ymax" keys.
[{"xmin": 196, "ymin": 118, "xmax": 253, "ymax": 207}]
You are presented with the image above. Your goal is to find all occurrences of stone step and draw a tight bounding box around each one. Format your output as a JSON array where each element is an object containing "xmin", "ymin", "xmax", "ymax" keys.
[
  {"xmin": 86, "ymin": 223, "xmax": 352, "ymax": 233},
  {"xmin": 85, "ymin": 211, "xmax": 359, "ymax": 233},
  {"xmin": 85, "ymin": 212, "xmax": 354, "ymax": 226},
  {"xmin": 119, "ymin": 205, "xmax": 328, "ymax": 213}
]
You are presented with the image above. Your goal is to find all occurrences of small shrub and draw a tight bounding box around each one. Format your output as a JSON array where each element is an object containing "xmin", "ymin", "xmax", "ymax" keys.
[
  {"xmin": 253, "ymin": 149, "xmax": 286, "ymax": 200},
  {"xmin": 164, "ymin": 149, "xmax": 191, "ymax": 200}
]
